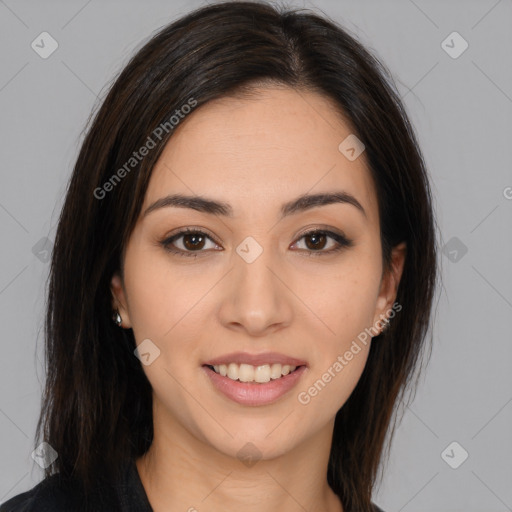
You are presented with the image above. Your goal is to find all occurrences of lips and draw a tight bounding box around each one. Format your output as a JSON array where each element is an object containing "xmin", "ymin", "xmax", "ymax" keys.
[
  {"xmin": 201, "ymin": 351, "xmax": 308, "ymax": 406},
  {"xmin": 202, "ymin": 351, "xmax": 308, "ymax": 367},
  {"xmin": 202, "ymin": 364, "xmax": 307, "ymax": 406}
]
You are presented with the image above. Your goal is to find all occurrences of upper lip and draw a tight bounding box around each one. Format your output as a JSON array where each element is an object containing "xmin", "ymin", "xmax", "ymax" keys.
[{"xmin": 203, "ymin": 351, "xmax": 307, "ymax": 367}]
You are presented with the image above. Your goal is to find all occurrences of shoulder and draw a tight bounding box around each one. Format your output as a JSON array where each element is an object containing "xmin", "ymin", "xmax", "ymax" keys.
[
  {"xmin": 0, "ymin": 474, "xmax": 82, "ymax": 512},
  {"xmin": 0, "ymin": 473, "xmax": 117, "ymax": 512}
]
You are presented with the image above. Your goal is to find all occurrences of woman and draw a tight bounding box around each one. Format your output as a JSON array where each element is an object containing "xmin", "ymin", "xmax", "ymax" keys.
[{"xmin": 1, "ymin": 1, "xmax": 438, "ymax": 511}]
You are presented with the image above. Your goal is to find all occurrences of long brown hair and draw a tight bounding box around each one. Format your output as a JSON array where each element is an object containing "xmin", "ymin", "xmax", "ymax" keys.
[{"xmin": 35, "ymin": 2, "xmax": 439, "ymax": 511}]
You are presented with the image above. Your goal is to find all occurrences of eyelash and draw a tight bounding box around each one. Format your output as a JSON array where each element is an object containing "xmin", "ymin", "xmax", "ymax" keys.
[{"xmin": 159, "ymin": 227, "xmax": 353, "ymax": 258}]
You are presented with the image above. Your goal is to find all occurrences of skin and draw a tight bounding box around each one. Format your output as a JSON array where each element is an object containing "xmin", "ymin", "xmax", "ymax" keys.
[{"xmin": 110, "ymin": 86, "xmax": 406, "ymax": 512}]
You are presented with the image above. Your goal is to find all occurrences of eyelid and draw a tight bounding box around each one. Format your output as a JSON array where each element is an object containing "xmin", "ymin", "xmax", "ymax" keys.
[
  {"xmin": 291, "ymin": 227, "xmax": 353, "ymax": 256},
  {"xmin": 294, "ymin": 224, "xmax": 347, "ymax": 240},
  {"xmin": 165, "ymin": 226, "xmax": 221, "ymax": 245},
  {"xmin": 162, "ymin": 227, "xmax": 221, "ymax": 257}
]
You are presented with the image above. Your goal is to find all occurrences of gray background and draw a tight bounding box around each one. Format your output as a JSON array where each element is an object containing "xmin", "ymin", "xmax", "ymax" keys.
[{"xmin": 0, "ymin": 0, "xmax": 511, "ymax": 511}]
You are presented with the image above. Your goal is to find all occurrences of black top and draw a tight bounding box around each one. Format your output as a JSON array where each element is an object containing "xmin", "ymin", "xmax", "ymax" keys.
[{"xmin": 0, "ymin": 459, "xmax": 385, "ymax": 511}]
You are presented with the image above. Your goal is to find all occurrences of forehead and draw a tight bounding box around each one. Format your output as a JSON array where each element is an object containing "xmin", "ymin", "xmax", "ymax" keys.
[{"xmin": 143, "ymin": 86, "xmax": 378, "ymax": 224}]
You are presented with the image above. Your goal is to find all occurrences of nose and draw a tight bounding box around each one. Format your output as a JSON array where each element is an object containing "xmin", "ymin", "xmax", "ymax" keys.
[{"xmin": 217, "ymin": 240, "xmax": 294, "ymax": 336}]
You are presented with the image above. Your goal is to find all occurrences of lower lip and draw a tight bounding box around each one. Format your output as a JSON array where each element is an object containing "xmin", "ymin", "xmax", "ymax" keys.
[{"xmin": 202, "ymin": 365, "xmax": 307, "ymax": 406}]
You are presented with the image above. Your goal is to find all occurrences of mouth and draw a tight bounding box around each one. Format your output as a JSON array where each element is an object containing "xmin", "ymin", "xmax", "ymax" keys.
[
  {"xmin": 201, "ymin": 361, "xmax": 308, "ymax": 406},
  {"xmin": 203, "ymin": 362, "xmax": 305, "ymax": 384}
]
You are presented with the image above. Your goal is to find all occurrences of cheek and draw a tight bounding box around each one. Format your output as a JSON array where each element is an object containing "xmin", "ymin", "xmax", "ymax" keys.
[
  {"xmin": 296, "ymin": 294, "xmax": 374, "ymax": 419},
  {"xmin": 297, "ymin": 258, "xmax": 382, "ymax": 346},
  {"xmin": 123, "ymin": 248, "xmax": 210, "ymax": 341},
  {"xmin": 293, "ymin": 256, "xmax": 380, "ymax": 407}
]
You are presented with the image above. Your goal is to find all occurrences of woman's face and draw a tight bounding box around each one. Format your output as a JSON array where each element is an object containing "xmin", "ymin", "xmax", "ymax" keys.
[{"xmin": 111, "ymin": 86, "xmax": 405, "ymax": 461}]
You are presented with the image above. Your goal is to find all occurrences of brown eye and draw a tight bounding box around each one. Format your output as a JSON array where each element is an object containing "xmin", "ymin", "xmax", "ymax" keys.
[
  {"xmin": 161, "ymin": 228, "xmax": 219, "ymax": 257},
  {"xmin": 182, "ymin": 232, "xmax": 207, "ymax": 251},
  {"xmin": 292, "ymin": 229, "xmax": 352, "ymax": 255},
  {"xmin": 303, "ymin": 232, "xmax": 328, "ymax": 250}
]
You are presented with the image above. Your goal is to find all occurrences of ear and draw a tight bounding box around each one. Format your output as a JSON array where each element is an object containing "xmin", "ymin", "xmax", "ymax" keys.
[
  {"xmin": 372, "ymin": 241, "xmax": 406, "ymax": 334},
  {"xmin": 110, "ymin": 272, "xmax": 132, "ymax": 328}
]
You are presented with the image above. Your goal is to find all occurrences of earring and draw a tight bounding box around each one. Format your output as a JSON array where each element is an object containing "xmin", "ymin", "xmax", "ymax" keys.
[
  {"xmin": 112, "ymin": 309, "xmax": 122, "ymax": 327},
  {"xmin": 381, "ymin": 317, "xmax": 390, "ymax": 334}
]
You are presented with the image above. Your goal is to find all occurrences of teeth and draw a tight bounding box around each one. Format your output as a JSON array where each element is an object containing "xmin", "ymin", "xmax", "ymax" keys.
[
  {"xmin": 211, "ymin": 363, "xmax": 298, "ymax": 382},
  {"xmin": 270, "ymin": 363, "xmax": 282, "ymax": 379}
]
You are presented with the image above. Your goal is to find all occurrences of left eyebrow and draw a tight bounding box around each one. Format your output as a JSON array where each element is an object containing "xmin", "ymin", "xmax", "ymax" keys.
[
  {"xmin": 143, "ymin": 190, "xmax": 367, "ymax": 220},
  {"xmin": 281, "ymin": 191, "xmax": 367, "ymax": 219}
]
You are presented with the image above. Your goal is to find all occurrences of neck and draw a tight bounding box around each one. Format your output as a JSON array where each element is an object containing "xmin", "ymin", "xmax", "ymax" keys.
[{"xmin": 135, "ymin": 407, "xmax": 343, "ymax": 512}]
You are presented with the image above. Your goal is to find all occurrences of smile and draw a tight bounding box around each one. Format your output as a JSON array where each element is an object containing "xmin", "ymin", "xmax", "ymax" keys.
[
  {"xmin": 202, "ymin": 364, "xmax": 307, "ymax": 406},
  {"xmin": 207, "ymin": 362, "xmax": 299, "ymax": 383}
]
